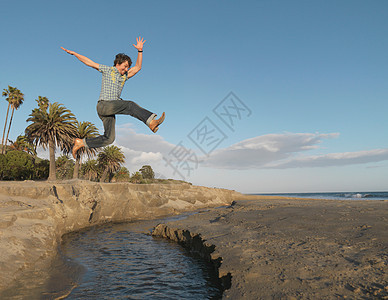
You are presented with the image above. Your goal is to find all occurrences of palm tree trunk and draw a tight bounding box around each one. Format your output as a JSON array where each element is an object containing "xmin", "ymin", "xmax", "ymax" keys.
[
  {"xmin": 1, "ymin": 103, "xmax": 11, "ymax": 154},
  {"xmin": 4, "ymin": 107, "xmax": 15, "ymax": 153},
  {"xmin": 48, "ymin": 139, "xmax": 56, "ymax": 181},
  {"xmin": 73, "ymin": 157, "xmax": 80, "ymax": 179},
  {"xmin": 100, "ymin": 167, "xmax": 108, "ymax": 182}
]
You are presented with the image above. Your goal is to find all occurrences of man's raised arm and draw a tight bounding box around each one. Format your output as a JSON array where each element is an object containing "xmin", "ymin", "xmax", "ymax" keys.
[
  {"xmin": 127, "ymin": 36, "xmax": 146, "ymax": 78},
  {"xmin": 61, "ymin": 47, "xmax": 99, "ymax": 70}
]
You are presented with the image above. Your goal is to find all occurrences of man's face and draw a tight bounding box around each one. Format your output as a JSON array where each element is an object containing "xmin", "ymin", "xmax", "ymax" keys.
[{"xmin": 116, "ymin": 61, "xmax": 130, "ymax": 75}]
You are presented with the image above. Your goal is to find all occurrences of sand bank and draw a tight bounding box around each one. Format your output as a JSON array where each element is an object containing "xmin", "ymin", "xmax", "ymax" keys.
[
  {"xmin": 0, "ymin": 180, "xmax": 240, "ymax": 294},
  {"xmin": 153, "ymin": 197, "xmax": 388, "ymax": 299}
]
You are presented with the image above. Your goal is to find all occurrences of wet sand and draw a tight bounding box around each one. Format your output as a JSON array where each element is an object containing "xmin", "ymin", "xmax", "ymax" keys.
[{"xmin": 153, "ymin": 196, "xmax": 388, "ymax": 299}]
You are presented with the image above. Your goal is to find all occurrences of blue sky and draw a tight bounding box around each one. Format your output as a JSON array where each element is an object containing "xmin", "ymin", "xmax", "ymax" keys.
[{"xmin": 1, "ymin": 0, "xmax": 388, "ymax": 193}]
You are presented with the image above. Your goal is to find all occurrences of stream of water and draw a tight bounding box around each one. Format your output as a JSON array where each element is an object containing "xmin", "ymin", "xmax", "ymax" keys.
[
  {"xmin": 0, "ymin": 212, "xmax": 224, "ymax": 299},
  {"xmin": 58, "ymin": 220, "xmax": 222, "ymax": 299}
]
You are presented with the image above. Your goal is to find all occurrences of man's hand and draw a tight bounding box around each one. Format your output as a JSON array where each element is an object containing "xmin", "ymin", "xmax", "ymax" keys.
[
  {"xmin": 60, "ymin": 47, "xmax": 99, "ymax": 70},
  {"xmin": 61, "ymin": 47, "xmax": 75, "ymax": 55},
  {"xmin": 132, "ymin": 36, "xmax": 146, "ymax": 51}
]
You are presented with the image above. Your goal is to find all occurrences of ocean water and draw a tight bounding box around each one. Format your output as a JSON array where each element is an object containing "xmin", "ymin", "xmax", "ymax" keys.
[{"xmin": 255, "ymin": 191, "xmax": 388, "ymax": 201}]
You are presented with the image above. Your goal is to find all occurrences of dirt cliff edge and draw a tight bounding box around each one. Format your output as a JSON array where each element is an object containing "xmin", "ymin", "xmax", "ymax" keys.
[{"xmin": 0, "ymin": 180, "xmax": 241, "ymax": 292}]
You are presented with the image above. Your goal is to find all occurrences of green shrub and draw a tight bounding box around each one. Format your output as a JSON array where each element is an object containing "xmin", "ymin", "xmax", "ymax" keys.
[
  {"xmin": 139, "ymin": 165, "xmax": 155, "ymax": 179},
  {"xmin": 34, "ymin": 158, "xmax": 49, "ymax": 180},
  {"xmin": 0, "ymin": 154, "xmax": 6, "ymax": 179},
  {"xmin": 1, "ymin": 151, "xmax": 34, "ymax": 180},
  {"xmin": 113, "ymin": 167, "xmax": 130, "ymax": 182},
  {"xmin": 130, "ymin": 171, "xmax": 143, "ymax": 183}
]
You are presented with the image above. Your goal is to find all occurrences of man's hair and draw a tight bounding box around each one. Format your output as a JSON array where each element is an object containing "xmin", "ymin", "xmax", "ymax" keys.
[{"xmin": 114, "ymin": 53, "xmax": 132, "ymax": 67}]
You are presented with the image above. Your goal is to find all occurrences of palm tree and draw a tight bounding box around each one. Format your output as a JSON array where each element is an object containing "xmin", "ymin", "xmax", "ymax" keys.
[
  {"xmin": 98, "ymin": 145, "xmax": 125, "ymax": 182},
  {"xmin": 81, "ymin": 159, "xmax": 100, "ymax": 181},
  {"xmin": 56, "ymin": 154, "xmax": 74, "ymax": 179},
  {"xmin": 5, "ymin": 89, "xmax": 24, "ymax": 153},
  {"xmin": 2, "ymin": 86, "xmax": 24, "ymax": 154},
  {"xmin": 36, "ymin": 96, "xmax": 49, "ymax": 111},
  {"xmin": 1, "ymin": 87, "xmax": 12, "ymax": 154},
  {"xmin": 25, "ymin": 99, "xmax": 78, "ymax": 181},
  {"xmin": 73, "ymin": 121, "xmax": 99, "ymax": 179},
  {"xmin": 8, "ymin": 135, "xmax": 37, "ymax": 156}
]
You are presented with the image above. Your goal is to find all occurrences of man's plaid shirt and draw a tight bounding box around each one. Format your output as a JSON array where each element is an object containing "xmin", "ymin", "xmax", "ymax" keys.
[{"xmin": 98, "ymin": 64, "xmax": 128, "ymax": 101}]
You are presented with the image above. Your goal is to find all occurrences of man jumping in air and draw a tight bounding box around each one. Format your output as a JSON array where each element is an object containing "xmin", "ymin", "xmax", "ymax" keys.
[{"xmin": 61, "ymin": 36, "xmax": 165, "ymax": 158}]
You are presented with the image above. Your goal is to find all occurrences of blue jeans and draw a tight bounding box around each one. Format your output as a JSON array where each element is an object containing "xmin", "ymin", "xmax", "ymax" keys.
[{"xmin": 84, "ymin": 100, "xmax": 155, "ymax": 148}]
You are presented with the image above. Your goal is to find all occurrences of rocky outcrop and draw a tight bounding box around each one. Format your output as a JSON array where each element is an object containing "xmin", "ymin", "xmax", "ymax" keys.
[
  {"xmin": 152, "ymin": 224, "xmax": 232, "ymax": 291},
  {"xmin": 0, "ymin": 180, "xmax": 241, "ymax": 292}
]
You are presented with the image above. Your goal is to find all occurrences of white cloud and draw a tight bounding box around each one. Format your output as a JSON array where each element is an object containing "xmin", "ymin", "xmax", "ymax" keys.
[
  {"xmin": 115, "ymin": 124, "xmax": 175, "ymax": 154},
  {"xmin": 131, "ymin": 151, "xmax": 163, "ymax": 164},
  {"xmin": 36, "ymin": 145, "xmax": 65, "ymax": 160},
  {"xmin": 117, "ymin": 145, "xmax": 163, "ymax": 165},
  {"xmin": 201, "ymin": 132, "xmax": 388, "ymax": 169},
  {"xmin": 113, "ymin": 124, "xmax": 176, "ymax": 173},
  {"xmin": 202, "ymin": 132, "xmax": 339, "ymax": 169},
  {"xmin": 36, "ymin": 146, "xmax": 50, "ymax": 160},
  {"xmin": 229, "ymin": 132, "xmax": 338, "ymax": 152},
  {"xmin": 269, "ymin": 148, "xmax": 388, "ymax": 169}
]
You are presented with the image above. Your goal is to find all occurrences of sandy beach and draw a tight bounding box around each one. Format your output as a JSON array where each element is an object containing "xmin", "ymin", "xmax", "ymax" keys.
[
  {"xmin": 153, "ymin": 196, "xmax": 388, "ymax": 299},
  {"xmin": 0, "ymin": 181, "xmax": 387, "ymax": 299}
]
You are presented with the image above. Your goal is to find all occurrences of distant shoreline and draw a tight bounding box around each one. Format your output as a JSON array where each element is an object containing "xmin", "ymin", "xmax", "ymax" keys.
[{"xmin": 250, "ymin": 191, "xmax": 388, "ymax": 201}]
